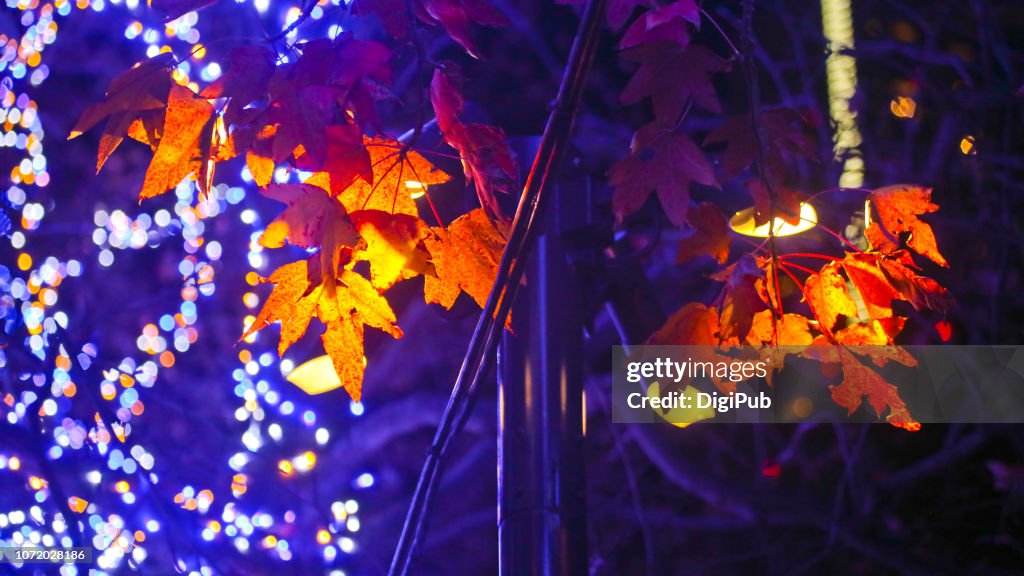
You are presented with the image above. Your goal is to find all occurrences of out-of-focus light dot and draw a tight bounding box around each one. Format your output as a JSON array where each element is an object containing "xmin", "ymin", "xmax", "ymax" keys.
[
  {"xmin": 280, "ymin": 401, "xmax": 294, "ymax": 416},
  {"xmin": 115, "ymin": 480, "xmax": 130, "ymax": 494},
  {"xmin": 346, "ymin": 517, "xmax": 360, "ymax": 532},
  {"xmin": 350, "ymin": 401, "xmax": 364, "ymax": 416},
  {"xmin": 11, "ymin": 231, "xmax": 25, "ymax": 249},
  {"xmin": 278, "ymin": 460, "xmax": 294, "ymax": 476},
  {"xmin": 146, "ymin": 519, "xmax": 160, "ymax": 532},
  {"xmin": 960, "ymin": 135, "xmax": 976, "ymax": 155},
  {"xmin": 86, "ymin": 471, "xmax": 101, "ymax": 485},
  {"xmin": 294, "ymin": 451, "xmax": 316, "ymax": 472},
  {"xmin": 17, "ymin": 253, "xmax": 32, "ymax": 271},
  {"xmin": 890, "ymin": 96, "xmax": 916, "ymax": 119},
  {"xmin": 345, "ymin": 500, "xmax": 358, "ymax": 514},
  {"xmin": 205, "ymin": 241, "xmax": 222, "ymax": 260},
  {"xmin": 67, "ymin": 259, "xmax": 82, "ymax": 276},
  {"xmin": 98, "ymin": 249, "xmax": 114, "ymax": 267},
  {"xmin": 338, "ymin": 537, "xmax": 355, "ymax": 554},
  {"xmin": 316, "ymin": 529, "xmax": 331, "ymax": 545},
  {"xmin": 267, "ymin": 423, "xmax": 282, "ymax": 441},
  {"xmin": 355, "ymin": 472, "xmax": 374, "ymax": 489},
  {"xmin": 315, "ymin": 428, "xmax": 329, "ymax": 446},
  {"xmin": 41, "ymin": 398, "xmax": 57, "ymax": 416},
  {"xmin": 302, "ymin": 410, "xmax": 315, "ymax": 426},
  {"xmin": 240, "ymin": 209, "xmax": 257, "ymax": 224}
]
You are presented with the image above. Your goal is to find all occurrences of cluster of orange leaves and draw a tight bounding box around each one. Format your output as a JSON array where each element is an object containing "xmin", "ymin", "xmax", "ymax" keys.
[
  {"xmin": 606, "ymin": 1, "xmax": 953, "ymax": 429},
  {"xmin": 70, "ymin": 40, "xmax": 512, "ymax": 402}
]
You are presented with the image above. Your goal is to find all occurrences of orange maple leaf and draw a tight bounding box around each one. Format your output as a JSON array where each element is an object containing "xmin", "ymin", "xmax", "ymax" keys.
[
  {"xmin": 866, "ymin": 184, "xmax": 948, "ymax": 267},
  {"xmin": 351, "ymin": 211, "xmax": 430, "ymax": 291},
  {"xmin": 646, "ymin": 302, "xmax": 719, "ymax": 345},
  {"xmin": 423, "ymin": 208, "xmax": 506, "ymax": 311},
  {"xmin": 244, "ymin": 257, "xmax": 402, "ymax": 401},
  {"xmin": 803, "ymin": 262, "xmax": 857, "ymax": 334},
  {"xmin": 830, "ymin": 349, "xmax": 919, "ymax": 431}
]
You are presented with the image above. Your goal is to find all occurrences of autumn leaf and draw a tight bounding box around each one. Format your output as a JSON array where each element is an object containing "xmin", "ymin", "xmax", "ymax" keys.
[
  {"xmin": 200, "ymin": 45, "xmax": 276, "ymax": 124},
  {"xmin": 746, "ymin": 179, "xmax": 804, "ymax": 226},
  {"xmin": 621, "ymin": 43, "xmax": 729, "ymax": 124},
  {"xmin": 840, "ymin": 253, "xmax": 901, "ymax": 321},
  {"xmin": 647, "ymin": 302, "xmax": 719, "ymax": 345},
  {"xmin": 351, "ymin": 210, "xmax": 430, "ymax": 290},
  {"xmin": 244, "ymin": 257, "xmax": 402, "ymax": 402},
  {"xmin": 744, "ymin": 310, "xmax": 813, "ymax": 346},
  {"xmin": 242, "ymin": 259, "xmax": 321, "ymax": 355},
  {"xmin": 676, "ymin": 202, "xmax": 730, "ymax": 264},
  {"xmin": 431, "ymin": 66, "xmax": 518, "ymax": 222},
  {"xmin": 139, "ymin": 83, "xmax": 215, "ymax": 200},
  {"xmin": 309, "ymin": 123, "xmax": 373, "ymax": 195},
  {"xmin": 259, "ymin": 182, "xmax": 358, "ymax": 250},
  {"xmin": 609, "ymin": 122, "xmax": 718, "ymax": 227},
  {"xmin": 712, "ymin": 255, "xmax": 767, "ymax": 345},
  {"xmin": 423, "ymin": 208, "xmax": 507, "ymax": 313},
  {"xmin": 420, "ymin": 0, "xmax": 508, "ymax": 59},
  {"xmin": 866, "ymin": 184, "xmax": 948, "ymax": 267},
  {"xmin": 69, "ymin": 53, "xmax": 174, "ymax": 172},
  {"xmin": 150, "ymin": 0, "xmax": 220, "ymax": 22},
  {"xmin": 705, "ymin": 108, "xmax": 817, "ymax": 184},
  {"xmin": 803, "ymin": 261, "xmax": 857, "ymax": 334},
  {"xmin": 619, "ymin": 0, "xmax": 699, "ymax": 49},
  {"xmin": 830, "ymin": 349, "xmax": 919, "ymax": 430},
  {"xmin": 328, "ymin": 137, "xmax": 451, "ymax": 217}
]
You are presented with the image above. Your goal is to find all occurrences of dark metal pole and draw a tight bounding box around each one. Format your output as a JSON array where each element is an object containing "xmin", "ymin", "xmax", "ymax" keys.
[{"xmin": 498, "ymin": 139, "xmax": 588, "ymax": 576}]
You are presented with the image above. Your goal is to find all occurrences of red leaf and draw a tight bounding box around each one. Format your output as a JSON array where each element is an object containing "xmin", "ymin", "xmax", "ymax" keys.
[
  {"xmin": 621, "ymin": 43, "xmax": 729, "ymax": 124},
  {"xmin": 675, "ymin": 202, "xmax": 730, "ymax": 265},
  {"xmin": 421, "ymin": 0, "xmax": 507, "ymax": 58},
  {"xmin": 830, "ymin": 349, "xmax": 918, "ymax": 430},
  {"xmin": 200, "ymin": 45, "xmax": 275, "ymax": 123},
  {"xmin": 620, "ymin": 0, "xmax": 699, "ymax": 49},
  {"xmin": 878, "ymin": 257, "xmax": 952, "ymax": 312},
  {"xmin": 647, "ymin": 302, "xmax": 719, "ymax": 345},
  {"xmin": 303, "ymin": 124, "xmax": 372, "ymax": 195},
  {"xmin": 259, "ymin": 183, "xmax": 358, "ymax": 251},
  {"xmin": 705, "ymin": 108, "xmax": 817, "ymax": 184},
  {"xmin": 746, "ymin": 179, "xmax": 804, "ymax": 226},
  {"xmin": 713, "ymin": 256, "xmax": 767, "ymax": 345},
  {"xmin": 935, "ymin": 320, "xmax": 952, "ymax": 342},
  {"xmin": 866, "ymin": 184, "xmax": 948, "ymax": 267},
  {"xmin": 609, "ymin": 122, "xmax": 718, "ymax": 227},
  {"xmin": 430, "ymin": 67, "xmax": 518, "ymax": 222},
  {"xmin": 803, "ymin": 262, "xmax": 857, "ymax": 334}
]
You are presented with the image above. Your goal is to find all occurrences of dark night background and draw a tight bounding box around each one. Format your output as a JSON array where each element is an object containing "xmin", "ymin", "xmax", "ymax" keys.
[{"xmin": 1, "ymin": 0, "xmax": 1024, "ymax": 575}]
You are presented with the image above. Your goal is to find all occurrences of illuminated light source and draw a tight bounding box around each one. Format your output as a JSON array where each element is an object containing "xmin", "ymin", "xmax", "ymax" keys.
[
  {"xmin": 890, "ymin": 96, "xmax": 917, "ymax": 119},
  {"xmin": 960, "ymin": 135, "xmax": 976, "ymax": 155},
  {"xmin": 405, "ymin": 180, "xmax": 426, "ymax": 199},
  {"xmin": 294, "ymin": 451, "xmax": 317, "ymax": 473},
  {"xmin": 115, "ymin": 480, "xmax": 130, "ymax": 494},
  {"xmin": 821, "ymin": 0, "xmax": 864, "ymax": 188},
  {"xmin": 316, "ymin": 529, "xmax": 331, "ymax": 545},
  {"xmin": 278, "ymin": 460, "xmax": 294, "ymax": 476},
  {"xmin": 729, "ymin": 202, "xmax": 818, "ymax": 238}
]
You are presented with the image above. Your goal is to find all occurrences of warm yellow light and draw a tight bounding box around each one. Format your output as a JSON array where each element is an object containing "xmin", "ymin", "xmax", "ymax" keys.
[
  {"xmin": 822, "ymin": 0, "xmax": 864, "ymax": 188},
  {"xmin": 729, "ymin": 202, "xmax": 818, "ymax": 238},
  {"xmin": 286, "ymin": 354, "xmax": 343, "ymax": 395},
  {"xmin": 890, "ymin": 96, "xmax": 917, "ymax": 119},
  {"xmin": 960, "ymin": 135, "xmax": 976, "ymax": 155},
  {"xmin": 294, "ymin": 451, "xmax": 317, "ymax": 472},
  {"xmin": 278, "ymin": 460, "xmax": 294, "ymax": 476},
  {"xmin": 316, "ymin": 529, "xmax": 331, "ymax": 545},
  {"xmin": 406, "ymin": 180, "xmax": 426, "ymax": 199},
  {"xmin": 115, "ymin": 480, "xmax": 130, "ymax": 494}
]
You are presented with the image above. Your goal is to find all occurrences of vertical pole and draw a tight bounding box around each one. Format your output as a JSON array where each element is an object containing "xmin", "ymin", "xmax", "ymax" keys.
[{"xmin": 498, "ymin": 142, "xmax": 587, "ymax": 576}]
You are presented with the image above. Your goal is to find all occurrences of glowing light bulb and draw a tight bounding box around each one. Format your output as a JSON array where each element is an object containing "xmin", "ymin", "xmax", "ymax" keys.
[{"xmin": 729, "ymin": 202, "xmax": 818, "ymax": 238}]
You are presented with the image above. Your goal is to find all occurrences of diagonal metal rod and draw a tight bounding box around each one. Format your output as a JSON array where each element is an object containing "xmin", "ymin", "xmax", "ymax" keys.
[{"xmin": 387, "ymin": 0, "xmax": 607, "ymax": 573}]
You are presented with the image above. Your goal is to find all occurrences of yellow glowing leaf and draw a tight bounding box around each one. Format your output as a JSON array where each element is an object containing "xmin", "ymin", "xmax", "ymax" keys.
[{"xmin": 287, "ymin": 354, "xmax": 344, "ymax": 395}]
